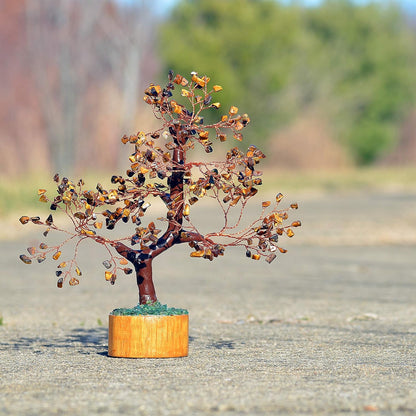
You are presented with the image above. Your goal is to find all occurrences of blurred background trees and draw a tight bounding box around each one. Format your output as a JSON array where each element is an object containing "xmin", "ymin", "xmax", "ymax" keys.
[{"xmin": 1, "ymin": 0, "xmax": 416, "ymax": 176}]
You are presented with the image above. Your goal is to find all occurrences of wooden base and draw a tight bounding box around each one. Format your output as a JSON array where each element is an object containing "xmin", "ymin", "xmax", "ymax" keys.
[{"xmin": 108, "ymin": 314, "xmax": 189, "ymax": 358}]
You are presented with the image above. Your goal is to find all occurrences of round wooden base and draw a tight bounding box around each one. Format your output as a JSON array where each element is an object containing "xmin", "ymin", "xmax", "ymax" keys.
[{"xmin": 108, "ymin": 314, "xmax": 189, "ymax": 358}]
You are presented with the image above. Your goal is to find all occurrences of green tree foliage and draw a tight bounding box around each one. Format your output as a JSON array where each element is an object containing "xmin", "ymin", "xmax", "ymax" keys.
[{"xmin": 158, "ymin": 0, "xmax": 416, "ymax": 164}]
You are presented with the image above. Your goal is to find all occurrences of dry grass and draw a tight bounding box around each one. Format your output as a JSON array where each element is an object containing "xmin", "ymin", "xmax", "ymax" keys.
[
  {"xmin": 262, "ymin": 166, "xmax": 416, "ymax": 194},
  {"xmin": 2, "ymin": 166, "xmax": 416, "ymax": 241},
  {"xmin": 2, "ymin": 167, "xmax": 416, "ymax": 217}
]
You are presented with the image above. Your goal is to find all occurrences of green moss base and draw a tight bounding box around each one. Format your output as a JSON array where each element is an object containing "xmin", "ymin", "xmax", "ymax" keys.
[{"xmin": 111, "ymin": 301, "xmax": 188, "ymax": 316}]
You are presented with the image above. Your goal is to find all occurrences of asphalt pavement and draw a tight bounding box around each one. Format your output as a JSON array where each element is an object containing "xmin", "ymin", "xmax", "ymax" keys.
[{"xmin": 1, "ymin": 190, "xmax": 415, "ymax": 415}]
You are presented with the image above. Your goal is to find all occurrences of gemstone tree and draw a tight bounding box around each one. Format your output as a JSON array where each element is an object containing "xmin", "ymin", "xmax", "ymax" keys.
[{"xmin": 19, "ymin": 71, "xmax": 300, "ymax": 305}]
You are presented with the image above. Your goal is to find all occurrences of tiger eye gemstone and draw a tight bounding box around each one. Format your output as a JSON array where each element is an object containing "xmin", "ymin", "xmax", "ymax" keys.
[
  {"xmin": 276, "ymin": 193, "xmax": 284, "ymax": 203},
  {"xmin": 262, "ymin": 201, "xmax": 271, "ymax": 208},
  {"xmin": 234, "ymin": 121, "xmax": 244, "ymax": 131},
  {"xmin": 191, "ymin": 74, "xmax": 205, "ymax": 87},
  {"xmin": 199, "ymin": 131, "xmax": 209, "ymax": 139},
  {"xmin": 229, "ymin": 106, "xmax": 238, "ymax": 115},
  {"xmin": 265, "ymin": 254, "xmax": 276, "ymax": 264},
  {"xmin": 74, "ymin": 212, "xmax": 86, "ymax": 220},
  {"xmin": 30, "ymin": 216, "xmax": 41, "ymax": 224},
  {"xmin": 57, "ymin": 278, "xmax": 63, "ymax": 288},
  {"xmin": 105, "ymin": 271, "xmax": 113, "ymax": 281},
  {"xmin": 230, "ymin": 196, "xmax": 241, "ymax": 206},
  {"xmin": 19, "ymin": 216, "xmax": 30, "ymax": 224},
  {"xmin": 27, "ymin": 247, "xmax": 36, "ymax": 255},
  {"xmin": 69, "ymin": 278, "xmax": 80, "ymax": 286},
  {"xmin": 57, "ymin": 262, "xmax": 66, "ymax": 268},
  {"xmin": 291, "ymin": 221, "xmax": 301, "ymax": 227},
  {"xmin": 52, "ymin": 251, "xmax": 61, "ymax": 260},
  {"xmin": 173, "ymin": 74, "xmax": 184, "ymax": 84},
  {"xmin": 290, "ymin": 202, "xmax": 299, "ymax": 209},
  {"xmin": 269, "ymin": 234, "xmax": 279, "ymax": 243},
  {"xmin": 251, "ymin": 254, "xmax": 260, "ymax": 260},
  {"xmin": 102, "ymin": 260, "xmax": 111, "ymax": 269},
  {"xmin": 286, "ymin": 229, "xmax": 294, "ymax": 237},
  {"xmin": 145, "ymin": 84, "xmax": 162, "ymax": 96},
  {"xmin": 189, "ymin": 197, "xmax": 198, "ymax": 205},
  {"xmin": 19, "ymin": 254, "xmax": 32, "ymax": 264},
  {"xmin": 278, "ymin": 247, "xmax": 287, "ymax": 253},
  {"xmin": 37, "ymin": 256, "xmax": 46, "ymax": 263},
  {"xmin": 183, "ymin": 204, "xmax": 190, "ymax": 216},
  {"xmin": 123, "ymin": 268, "xmax": 133, "ymax": 275},
  {"xmin": 213, "ymin": 85, "xmax": 223, "ymax": 92},
  {"xmin": 190, "ymin": 250, "xmax": 205, "ymax": 257},
  {"xmin": 75, "ymin": 267, "xmax": 82, "ymax": 276}
]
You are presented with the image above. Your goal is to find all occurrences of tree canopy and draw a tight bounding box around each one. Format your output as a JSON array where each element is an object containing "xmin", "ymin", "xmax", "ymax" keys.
[{"xmin": 159, "ymin": 0, "xmax": 416, "ymax": 164}]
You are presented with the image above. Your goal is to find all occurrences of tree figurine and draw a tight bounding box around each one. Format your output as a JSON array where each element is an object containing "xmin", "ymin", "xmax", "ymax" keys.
[{"xmin": 19, "ymin": 71, "xmax": 300, "ymax": 358}]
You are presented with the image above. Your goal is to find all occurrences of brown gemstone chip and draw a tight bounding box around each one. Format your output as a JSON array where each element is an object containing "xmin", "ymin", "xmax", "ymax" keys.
[
  {"xmin": 265, "ymin": 254, "xmax": 276, "ymax": 264},
  {"xmin": 103, "ymin": 260, "xmax": 112, "ymax": 269},
  {"xmin": 190, "ymin": 250, "xmax": 204, "ymax": 257},
  {"xmin": 69, "ymin": 278, "xmax": 79, "ymax": 286},
  {"xmin": 27, "ymin": 247, "xmax": 36, "ymax": 255},
  {"xmin": 52, "ymin": 251, "xmax": 62, "ymax": 260},
  {"xmin": 19, "ymin": 216, "xmax": 30, "ymax": 225},
  {"xmin": 19, "ymin": 254, "xmax": 32, "ymax": 264}
]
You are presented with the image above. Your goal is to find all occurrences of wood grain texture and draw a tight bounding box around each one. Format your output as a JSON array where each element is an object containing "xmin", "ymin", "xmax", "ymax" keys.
[{"xmin": 108, "ymin": 314, "xmax": 189, "ymax": 358}]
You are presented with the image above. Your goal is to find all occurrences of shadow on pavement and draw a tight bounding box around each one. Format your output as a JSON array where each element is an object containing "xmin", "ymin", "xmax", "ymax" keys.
[{"xmin": 0, "ymin": 326, "xmax": 108, "ymax": 354}]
